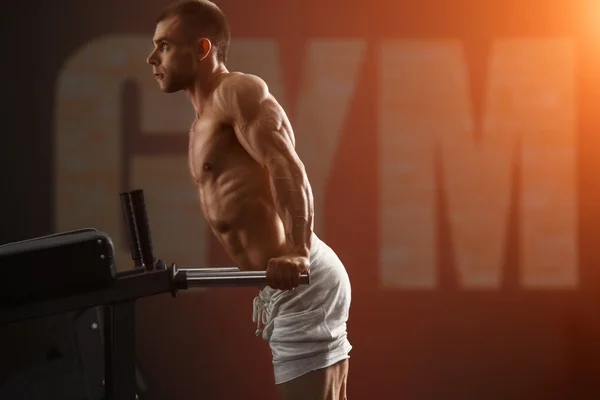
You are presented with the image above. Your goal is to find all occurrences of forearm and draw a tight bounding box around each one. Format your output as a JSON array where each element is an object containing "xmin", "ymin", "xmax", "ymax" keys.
[{"xmin": 270, "ymin": 159, "xmax": 314, "ymax": 257}]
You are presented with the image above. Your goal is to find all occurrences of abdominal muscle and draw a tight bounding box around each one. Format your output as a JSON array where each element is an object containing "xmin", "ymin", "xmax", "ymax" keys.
[{"xmin": 199, "ymin": 166, "xmax": 288, "ymax": 271}]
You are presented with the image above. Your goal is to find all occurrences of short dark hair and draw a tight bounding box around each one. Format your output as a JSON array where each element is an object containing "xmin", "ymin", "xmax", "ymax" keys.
[{"xmin": 157, "ymin": 0, "xmax": 231, "ymax": 64}]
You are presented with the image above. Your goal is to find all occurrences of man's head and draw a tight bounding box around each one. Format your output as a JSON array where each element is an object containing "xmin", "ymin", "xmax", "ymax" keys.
[{"xmin": 146, "ymin": 0, "xmax": 231, "ymax": 93}]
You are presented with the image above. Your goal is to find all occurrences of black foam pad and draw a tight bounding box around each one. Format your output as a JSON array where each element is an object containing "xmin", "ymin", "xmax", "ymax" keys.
[{"xmin": 0, "ymin": 229, "xmax": 117, "ymax": 306}]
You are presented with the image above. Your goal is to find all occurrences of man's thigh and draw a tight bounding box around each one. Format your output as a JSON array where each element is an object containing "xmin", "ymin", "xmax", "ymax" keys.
[{"xmin": 276, "ymin": 359, "xmax": 349, "ymax": 400}]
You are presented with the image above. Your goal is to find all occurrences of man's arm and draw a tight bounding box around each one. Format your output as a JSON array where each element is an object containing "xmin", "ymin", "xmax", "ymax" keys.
[{"xmin": 215, "ymin": 73, "xmax": 314, "ymax": 258}]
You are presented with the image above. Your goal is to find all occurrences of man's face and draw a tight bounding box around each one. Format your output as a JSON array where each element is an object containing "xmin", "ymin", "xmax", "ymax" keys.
[{"xmin": 147, "ymin": 16, "xmax": 197, "ymax": 93}]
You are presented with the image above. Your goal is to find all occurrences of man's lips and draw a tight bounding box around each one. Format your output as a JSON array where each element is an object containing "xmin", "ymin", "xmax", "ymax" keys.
[{"xmin": 154, "ymin": 73, "xmax": 164, "ymax": 80}]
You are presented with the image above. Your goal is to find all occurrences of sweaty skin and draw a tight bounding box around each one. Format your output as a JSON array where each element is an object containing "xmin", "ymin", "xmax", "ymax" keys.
[
  {"xmin": 190, "ymin": 74, "xmax": 315, "ymax": 288},
  {"xmin": 147, "ymin": 7, "xmax": 349, "ymax": 398},
  {"xmin": 147, "ymin": 15, "xmax": 314, "ymax": 290}
]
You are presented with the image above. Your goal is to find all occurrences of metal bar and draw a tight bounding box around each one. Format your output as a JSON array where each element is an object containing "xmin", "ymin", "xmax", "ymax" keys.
[
  {"xmin": 178, "ymin": 267, "xmax": 241, "ymax": 273},
  {"xmin": 128, "ymin": 190, "xmax": 155, "ymax": 270},
  {"xmin": 178, "ymin": 269, "xmax": 310, "ymax": 288},
  {"xmin": 0, "ymin": 267, "xmax": 311, "ymax": 325},
  {"xmin": 119, "ymin": 192, "xmax": 143, "ymax": 268},
  {"xmin": 0, "ymin": 269, "xmax": 173, "ymax": 325},
  {"xmin": 104, "ymin": 302, "xmax": 137, "ymax": 400}
]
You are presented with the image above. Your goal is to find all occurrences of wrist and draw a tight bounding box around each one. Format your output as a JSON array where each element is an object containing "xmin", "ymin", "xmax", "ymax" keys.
[{"xmin": 292, "ymin": 245, "xmax": 310, "ymax": 258}]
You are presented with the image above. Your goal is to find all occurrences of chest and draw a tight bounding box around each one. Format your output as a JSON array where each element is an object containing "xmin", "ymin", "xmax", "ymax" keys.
[{"xmin": 188, "ymin": 118, "xmax": 241, "ymax": 183}]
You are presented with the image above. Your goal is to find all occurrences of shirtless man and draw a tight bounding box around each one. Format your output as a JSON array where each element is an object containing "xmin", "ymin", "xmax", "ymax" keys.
[{"xmin": 146, "ymin": 1, "xmax": 352, "ymax": 398}]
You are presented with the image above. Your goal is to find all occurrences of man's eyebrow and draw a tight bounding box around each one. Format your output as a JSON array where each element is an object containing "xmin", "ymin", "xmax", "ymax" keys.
[{"xmin": 152, "ymin": 37, "xmax": 169, "ymax": 45}]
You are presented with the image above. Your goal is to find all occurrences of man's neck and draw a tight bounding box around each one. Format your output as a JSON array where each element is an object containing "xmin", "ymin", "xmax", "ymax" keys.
[{"xmin": 186, "ymin": 63, "xmax": 229, "ymax": 117}]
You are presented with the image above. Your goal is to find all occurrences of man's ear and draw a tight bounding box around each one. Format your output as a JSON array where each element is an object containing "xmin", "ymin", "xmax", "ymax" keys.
[{"xmin": 196, "ymin": 38, "xmax": 212, "ymax": 61}]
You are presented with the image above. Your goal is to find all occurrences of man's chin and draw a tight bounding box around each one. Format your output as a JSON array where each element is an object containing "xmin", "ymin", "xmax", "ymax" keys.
[{"xmin": 160, "ymin": 86, "xmax": 181, "ymax": 94}]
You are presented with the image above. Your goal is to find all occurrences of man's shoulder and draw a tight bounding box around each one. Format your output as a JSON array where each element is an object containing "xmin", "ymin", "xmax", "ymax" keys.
[
  {"xmin": 215, "ymin": 72, "xmax": 269, "ymax": 98},
  {"xmin": 212, "ymin": 73, "xmax": 271, "ymax": 120}
]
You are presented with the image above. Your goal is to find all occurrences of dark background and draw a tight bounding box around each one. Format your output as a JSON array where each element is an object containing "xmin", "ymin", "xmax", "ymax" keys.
[{"xmin": 3, "ymin": 0, "xmax": 600, "ymax": 399}]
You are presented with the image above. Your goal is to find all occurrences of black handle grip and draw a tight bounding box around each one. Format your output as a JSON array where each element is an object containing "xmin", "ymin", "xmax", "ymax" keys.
[
  {"xmin": 119, "ymin": 192, "xmax": 143, "ymax": 267},
  {"xmin": 128, "ymin": 189, "xmax": 156, "ymax": 270}
]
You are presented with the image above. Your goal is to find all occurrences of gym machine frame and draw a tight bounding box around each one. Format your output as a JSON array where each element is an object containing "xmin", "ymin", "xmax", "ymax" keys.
[{"xmin": 0, "ymin": 189, "xmax": 309, "ymax": 400}]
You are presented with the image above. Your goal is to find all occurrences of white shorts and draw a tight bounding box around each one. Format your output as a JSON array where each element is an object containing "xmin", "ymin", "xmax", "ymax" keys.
[{"xmin": 252, "ymin": 233, "xmax": 352, "ymax": 384}]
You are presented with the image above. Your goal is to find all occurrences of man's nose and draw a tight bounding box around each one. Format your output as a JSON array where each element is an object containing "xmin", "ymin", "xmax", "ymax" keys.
[{"xmin": 146, "ymin": 51, "xmax": 158, "ymax": 66}]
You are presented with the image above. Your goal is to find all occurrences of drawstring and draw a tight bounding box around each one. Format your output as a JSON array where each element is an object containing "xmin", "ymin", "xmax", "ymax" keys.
[{"xmin": 252, "ymin": 293, "xmax": 270, "ymax": 336}]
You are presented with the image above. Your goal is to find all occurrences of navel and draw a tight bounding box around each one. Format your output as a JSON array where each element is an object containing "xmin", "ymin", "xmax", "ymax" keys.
[{"xmin": 203, "ymin": 162, "xmax": 213, "ymax": 172}]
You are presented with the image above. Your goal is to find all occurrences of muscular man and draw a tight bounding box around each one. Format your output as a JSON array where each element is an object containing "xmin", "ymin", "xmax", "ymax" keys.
[{"xmin": 146, "ymin": 1, "xmax": 352, "ymax": 398}]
